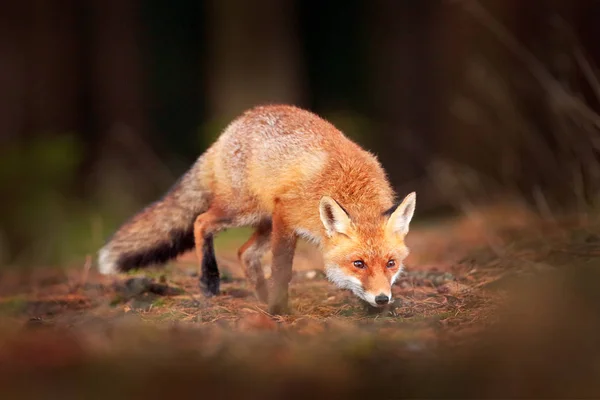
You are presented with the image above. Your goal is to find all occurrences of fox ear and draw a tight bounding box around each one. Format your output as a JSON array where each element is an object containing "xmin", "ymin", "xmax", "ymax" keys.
[
  {"xmin": 385, "ymin": 192, "xmax": 416, "ymax": 236},
  {"xmin": 319, "ymin": 196, "xmax": 352, "ymax": 237}
]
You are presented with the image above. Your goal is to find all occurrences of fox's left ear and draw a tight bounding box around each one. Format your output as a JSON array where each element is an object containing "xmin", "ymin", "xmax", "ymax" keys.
[
  {"xmin": 385, "ymin": 192, "xmax": 416, "ymax": 236},
  {"xmin": 319, "ymin": 196, "xmax": 352, "ymax": 237}
]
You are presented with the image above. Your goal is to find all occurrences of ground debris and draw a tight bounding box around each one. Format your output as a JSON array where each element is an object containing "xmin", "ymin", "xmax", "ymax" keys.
[
  {"xmin": 2, "ymin": 206, "xmax": 600, "ymax": 398},
  {"xmin": 114, "ymin": 276, "xmax": 184, "ymax": 298}
]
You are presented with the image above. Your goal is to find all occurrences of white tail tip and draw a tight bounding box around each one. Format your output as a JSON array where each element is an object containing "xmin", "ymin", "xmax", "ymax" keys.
[{"xmin": 97, "ymin": 247, "xmax": 118, "ymax": 275}]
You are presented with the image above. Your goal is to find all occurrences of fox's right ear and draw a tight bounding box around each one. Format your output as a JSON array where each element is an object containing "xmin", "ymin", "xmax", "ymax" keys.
[{"xmin": 319, "ymin": 196, "xmax": 352, "ymax": 237}]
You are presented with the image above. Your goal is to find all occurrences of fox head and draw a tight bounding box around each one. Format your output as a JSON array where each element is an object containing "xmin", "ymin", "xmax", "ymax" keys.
[{"xmin": 319, "ymin": 192, "xmax": 416, "ymax": 307}]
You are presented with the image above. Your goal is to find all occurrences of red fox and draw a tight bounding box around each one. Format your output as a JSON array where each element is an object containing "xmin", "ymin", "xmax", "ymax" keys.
[{"xmin": 98, "ymin": 104, "xmax": 416, "ymax": 314}]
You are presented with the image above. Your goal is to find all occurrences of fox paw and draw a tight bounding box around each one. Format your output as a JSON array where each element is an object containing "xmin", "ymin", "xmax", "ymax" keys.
[
  {"xmin": 199, "ymin": 276, "xmax": 220, "ymax": 297},
  {"xmin": 267, "ymin": 295, "xmax": 290, "ymax": 315},
  {"xmin": 255, "ymin": 281, "xmax": 269, "ymax": 304},
  {"xmin": 267, "ymin": 302, "xmax": 290, "ymax": 315}
]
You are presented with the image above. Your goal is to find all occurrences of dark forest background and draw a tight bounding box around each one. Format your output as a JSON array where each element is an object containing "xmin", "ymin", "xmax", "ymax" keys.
[{"xmin": 2, "ymin": 0, "xmax": 600, "ymax": 268}]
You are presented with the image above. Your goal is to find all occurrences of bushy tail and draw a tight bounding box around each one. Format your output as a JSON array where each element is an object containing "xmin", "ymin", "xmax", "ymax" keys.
[{"xmin": 97, "ymin": 155, "xmax": 212, "ymax": 274}]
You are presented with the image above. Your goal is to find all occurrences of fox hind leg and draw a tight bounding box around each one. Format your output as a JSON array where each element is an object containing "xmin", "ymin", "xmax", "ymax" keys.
[
  {"xmin": 199, "ymin": 234, "xmax": 219, "ymax": 296},
  {"xmin": 194, "ymin": 209, "xmax": 230, "ymax": 297},
  {"xmin": 238, "ymin": 222, "xmax": 272, "ymax": 304}
]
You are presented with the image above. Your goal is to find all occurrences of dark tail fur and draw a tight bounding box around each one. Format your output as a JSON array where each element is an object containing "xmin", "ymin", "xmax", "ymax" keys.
[{"xmin": 97, "ymin": 155, "xmax": 212, "ymax": 274}]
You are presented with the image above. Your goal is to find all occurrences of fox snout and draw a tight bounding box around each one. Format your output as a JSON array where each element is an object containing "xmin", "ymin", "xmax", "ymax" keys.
[
  {"xmin": 362, "ymin": 290, "xmax": 393, "ymax": 307},
  {"xmin": 374, "ymin": 293, "xmax": 390, "ymax": 305}
]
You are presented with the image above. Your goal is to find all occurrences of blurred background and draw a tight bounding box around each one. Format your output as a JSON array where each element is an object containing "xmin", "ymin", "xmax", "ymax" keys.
[{"xmin": 2, "ymin": 0, "xmax": 600, "ymax": 269}]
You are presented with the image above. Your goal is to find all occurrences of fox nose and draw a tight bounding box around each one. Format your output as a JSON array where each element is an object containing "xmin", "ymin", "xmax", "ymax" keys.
[{"xmin": 375, "ymin": 294, "xmax": 390, "ymax": 305}]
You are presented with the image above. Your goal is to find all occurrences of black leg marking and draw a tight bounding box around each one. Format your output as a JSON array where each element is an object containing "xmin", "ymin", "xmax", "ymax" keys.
[{"xmin": 199, "ymin": 234, "xmax": 220, "ymax": 297}]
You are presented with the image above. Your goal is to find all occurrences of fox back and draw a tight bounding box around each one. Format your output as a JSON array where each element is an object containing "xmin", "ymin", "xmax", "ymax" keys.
[{"xmin": 205, "ymin": 105, "xmax": 395, "ymax": 223}]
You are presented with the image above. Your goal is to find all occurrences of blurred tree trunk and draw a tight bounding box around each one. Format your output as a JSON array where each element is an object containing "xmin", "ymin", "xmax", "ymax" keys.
[
  {"xmin": 0, "ymin": 2, "xmax": 27, "ymax": 261},
  {"xmin": 0, "ymin": 3, "xmax": 26, "ymax": 143},
  {"xmin": 366, "ymin": 0, "xmax": 445, "ymax": 212},
  {"xmin": 89, "ymin": 0, "xmax": 146, "ymax": 141},
  {"xmin": 26, "ymin": 0, "xmax": 83, "ymax": 135},
  {"xmin": 573, "ymin": 0, "xmax": 600, "ymax": 113},
  {"xmin": 409, "ymin": 0, "xmax": 600, "ymax": 214},
  {"xmin": 0, "ymin": 1, "xmax": 82, "ymax": 142},
  {"xmin": 0, "ymin": 0, "xmax": 84, "ymax": 262},
  {"xmin": 84, "ymin": 0, "xmax": 168, "ymax": 203},
  {"xmin": 204, "ymin": 0, "xmax": 305, "ymax": 122}
]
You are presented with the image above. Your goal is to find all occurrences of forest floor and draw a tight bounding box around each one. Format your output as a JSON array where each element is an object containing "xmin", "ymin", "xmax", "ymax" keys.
[{"xmin": 2, "ymin": 202, "xmax": 600, "ymax": 399}]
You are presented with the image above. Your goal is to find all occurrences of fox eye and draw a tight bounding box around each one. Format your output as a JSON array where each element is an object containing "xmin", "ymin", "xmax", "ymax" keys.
[
  {"xmin": 353, "ymin": 260, "xmax": 365, "ymax": 269},
  {"xmin": 386, "ymin": 260, "xmax": 396, "ymax": 268}
]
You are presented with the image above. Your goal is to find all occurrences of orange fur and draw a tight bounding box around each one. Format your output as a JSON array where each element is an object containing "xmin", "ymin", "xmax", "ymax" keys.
[{"xmin": 98, "ymin": 104, "xmax": 416, "ymax": 314}]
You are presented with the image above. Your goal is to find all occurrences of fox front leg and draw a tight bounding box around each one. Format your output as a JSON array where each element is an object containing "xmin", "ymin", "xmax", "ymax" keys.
[{"xmin": 267, "ymin": 200, "xmax": 297, "ymax": 315}]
